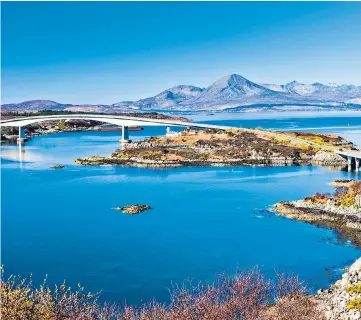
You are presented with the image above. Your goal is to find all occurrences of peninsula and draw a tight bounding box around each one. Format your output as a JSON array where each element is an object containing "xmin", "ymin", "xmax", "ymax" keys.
[
  {"xmin": 272, "ymin": 180, "xmax": 361, "ymax": 319},
  {"xmin": 272, "ymin": 180, "xmax": 361, "ymax": 247}
]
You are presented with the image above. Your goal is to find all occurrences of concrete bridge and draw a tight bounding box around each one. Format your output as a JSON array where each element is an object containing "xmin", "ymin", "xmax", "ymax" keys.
[
  {"xmin": 336, "ymin": 150, "xmax": 361, "ymax": 171},
  {"xmin": 2, "ymin": 114, "xmax": 361, "ymax": 171},
  {"xmin": 0, "ymin": 114, "xmax": 230, "ymax": 144}
]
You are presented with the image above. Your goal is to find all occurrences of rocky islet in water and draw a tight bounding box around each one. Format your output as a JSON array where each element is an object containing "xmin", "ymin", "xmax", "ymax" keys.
[
  {"xmin": 50, "ymin": 164, "xmax": 65, "ymax": 169},
  {"xmin": 112, "ymin": 204, "xmax": 151, "ymax": 215},
  {"xmin": 74, "ymin": 128, "xmax": 354, "ymax": 168}
]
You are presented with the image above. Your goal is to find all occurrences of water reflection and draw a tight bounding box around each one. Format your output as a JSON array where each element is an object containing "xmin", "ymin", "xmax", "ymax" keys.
[
  {"xmin": 1, "ymin": 143, "xmax": 46, "ymax": 164},
  {"xmin": 18, "ymin": 143, "xmax": 24, "ymax": 166}
]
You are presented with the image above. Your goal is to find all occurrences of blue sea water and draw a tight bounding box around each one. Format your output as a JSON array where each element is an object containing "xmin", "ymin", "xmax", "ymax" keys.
[{"xmin": 1, "ymin": 112, "xmax": 361, "ymax": 305}]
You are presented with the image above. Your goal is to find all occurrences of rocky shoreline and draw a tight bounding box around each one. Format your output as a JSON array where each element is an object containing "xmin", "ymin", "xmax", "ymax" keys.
[
  {"xmin": 272, "ymin": 200, "xmax": 361, "ymax": 248},
  {"xmin": 74, "ymin": 153, "xmax": 347, "ymax": 168},
  {"xmin": 272, "ymin": 180, "xmax": 361, "ymax": 318},
  {"xmin": 272, "ymin": 180, "xmax": 361, "ymax": 246},
  {"xmin": 317, "ymin": 257, "xmax": 361, "ymax": 320}
]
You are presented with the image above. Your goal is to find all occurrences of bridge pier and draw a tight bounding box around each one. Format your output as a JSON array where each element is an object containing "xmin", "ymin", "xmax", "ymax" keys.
[
  {"xmin": 356, "ymin": 158, "xmax": 360, "ymax": 172},
  {"xmin": 120, "ymin": 126, "xmax": 131, "ymax": 145},
  {"xmin": 347, "ymin": 156, "xmax": 353, "ymax": 171},
  {"xmin": 17, "ymin": 127, "xmax": 26, "ymax": 144}
]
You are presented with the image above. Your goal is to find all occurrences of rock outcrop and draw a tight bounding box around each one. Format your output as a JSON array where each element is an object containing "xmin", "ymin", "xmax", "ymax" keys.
[
  {"xmin": 317, "ymin": 257, "xmax": 361, "ymax": 320},
  {"xmin": 312, "ymin": 151, "xmax": 347, "ymax": 165}
]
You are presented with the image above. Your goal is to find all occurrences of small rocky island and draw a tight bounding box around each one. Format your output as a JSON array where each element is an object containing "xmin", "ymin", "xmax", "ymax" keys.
[
  {"xmin": 75, "ymin": 128, "xmax": 354, "ymax": 168},
  {"xmin": 113, "ymin": 204, "xmax": 151, "ymax": 215},
  {"xmin": 50, "ymin": 164, "xmax": 65, "ymax": 169},
  {"xmin": 272, "ymin": 180, "xmax": 361, "ymax": 247}
]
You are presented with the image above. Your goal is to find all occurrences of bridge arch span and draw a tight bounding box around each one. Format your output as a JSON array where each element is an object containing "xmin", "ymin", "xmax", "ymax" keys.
[
  {"xmin": 1, "ymin": 114, "xmax": 229, "ymax": 129},
  {"xmin": 0, "ymin": 115, "xmax": 189, "ymax": 128},
  {"xmin": 0, "ymin": 114, "xmax": 230, "ymax": 143}
]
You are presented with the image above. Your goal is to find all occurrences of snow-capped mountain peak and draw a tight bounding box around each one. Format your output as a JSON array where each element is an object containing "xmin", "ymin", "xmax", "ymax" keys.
[
  {"xmin": 259, "ymin": 83, "xmax": 287, "ymax": 93},
  {"xmin": 186, "ymin": 74, "xmax": 276, "ymax": 105},
  {"xmin": 284, "ymin": 81, "xmax": 320, "ymax": 95},
  {"xmin": 210, "ymin": 74, "xmax": 266, "ymax": 94}
]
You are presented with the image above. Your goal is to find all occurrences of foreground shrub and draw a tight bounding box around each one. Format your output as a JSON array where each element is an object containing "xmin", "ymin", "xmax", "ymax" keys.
[
  {"xmin": 0, "ymin": 269, "xmax": 324, "ymax": 320},
  {"xmin": 347, "ymin": 283, "xmax": 361, "ymax": 295},
  {"xmin": 0, "ymin": 273, "xmax": 120, "ymax": 319},
  {"xmin": 348, "ymin": 297, "xmax": 361, "ymax": 310}
]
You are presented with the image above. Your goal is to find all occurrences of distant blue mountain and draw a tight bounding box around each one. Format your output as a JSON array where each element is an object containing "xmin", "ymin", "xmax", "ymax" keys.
[
  {"xmin": 3, "ymin": 74, "xmax": 361, "ymax": 112},
  {"xmin": 1, "ymin": 100, "xmax": 70, "ymax": 111}
]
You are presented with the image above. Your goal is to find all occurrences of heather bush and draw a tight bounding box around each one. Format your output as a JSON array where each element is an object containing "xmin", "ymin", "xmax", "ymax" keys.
[
  {"xmin": 262, "ymin": 272, "xmax": 323, "ymax": 320},
  {"xmin": 305, "ymin": 192, "xmax": 330, "ymax": 204},
  {"xmin": 334, "ymin": 181, "xmax": 361, "ymax": 207},
  {"xmin": 0, "ymin": 273, "xmax": 121, "ymax": 319},
  {"xmin": 0, "ymin": 268, "xmax": 324, "ymax": 320}
]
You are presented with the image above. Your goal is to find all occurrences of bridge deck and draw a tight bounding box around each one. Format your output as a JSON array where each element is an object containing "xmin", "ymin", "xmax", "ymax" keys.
[
  {"xmin": 337, "ymin": 150, "xmax": 361, "ymax": 160},
  {"xmin": 0, "ymin": 114, "xmax": 230, "ymax": 130}
]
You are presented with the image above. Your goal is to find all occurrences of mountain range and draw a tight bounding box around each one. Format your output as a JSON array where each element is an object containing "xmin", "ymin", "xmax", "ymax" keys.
[{"xmin": 2, "ymin": 74, "xmax": 361, "ymax": 113}]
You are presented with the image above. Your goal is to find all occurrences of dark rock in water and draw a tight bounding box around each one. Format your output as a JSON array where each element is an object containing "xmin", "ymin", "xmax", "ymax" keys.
[
  {"xmin": 51, "ymin": 165, "xmax": 65, "ymax": 169},
  {"xmin": 112, "ymin": 204, "xmax": 151, "ymax": 214}
]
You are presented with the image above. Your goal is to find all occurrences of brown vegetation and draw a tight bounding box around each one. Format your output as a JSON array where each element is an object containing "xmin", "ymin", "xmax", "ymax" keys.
[
  {"xmin": 0, "ymin": 269, "xmax": 324, "ymax": 320},
  {"xmin": 279, "ymin": 131, "xmax": 354, "ymax": 149},
  {"xmin": 303, "ymin": 181, "xmax": 361, "ymax": 208},
  {"xmin": 112, "ymin": 129, "xmax": 319, "ymax": 163},
  {"xmin": 334, "ymin": 181, "xmax": 361, "ymax": 207}
]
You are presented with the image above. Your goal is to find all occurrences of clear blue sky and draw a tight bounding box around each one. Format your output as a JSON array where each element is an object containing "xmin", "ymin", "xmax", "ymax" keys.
[{"xmin": 2, "ymin": 1, "xmax": 361, "ymax": 104}]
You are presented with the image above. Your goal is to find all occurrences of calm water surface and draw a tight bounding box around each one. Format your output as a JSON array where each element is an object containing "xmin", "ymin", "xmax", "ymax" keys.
[{"xmin": 1, "ymin": 112, "xmax": 361, "ymax": 305}]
